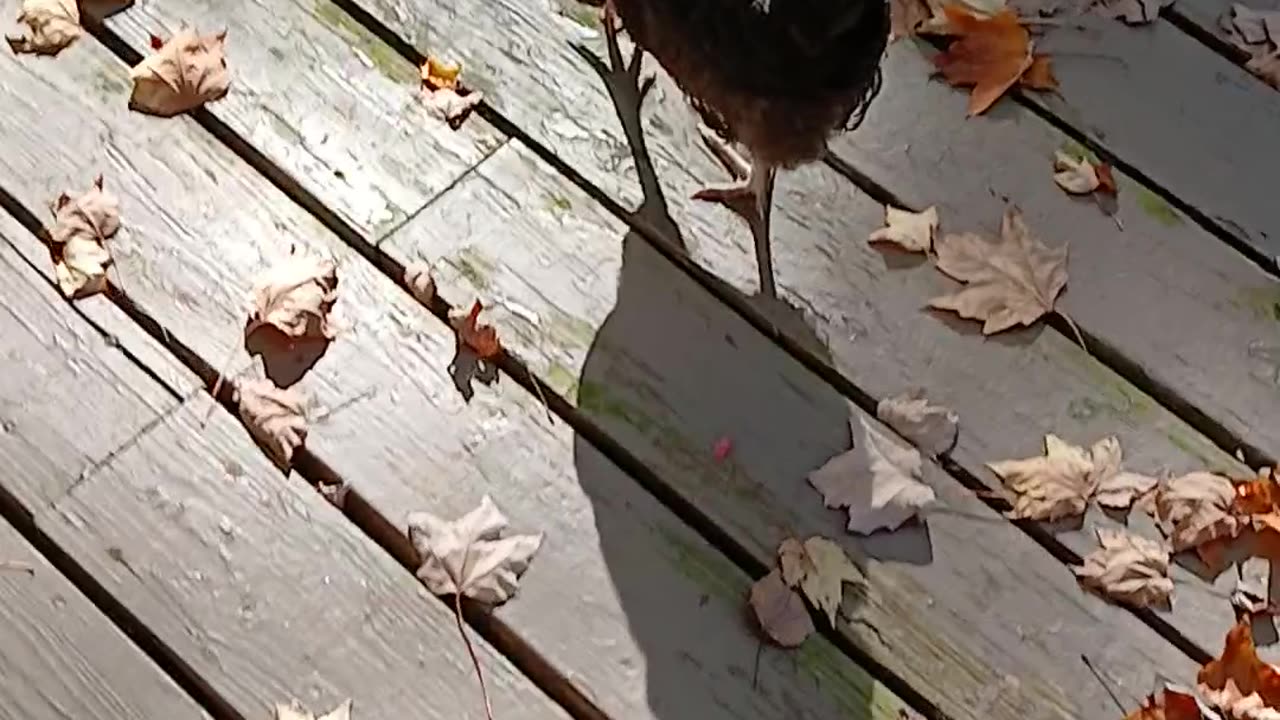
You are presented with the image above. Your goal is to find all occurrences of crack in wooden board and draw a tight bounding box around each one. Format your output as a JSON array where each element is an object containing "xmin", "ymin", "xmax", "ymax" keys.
[
  {"xmin": 0, "ymin": 214, "xmax": 567, "ymax": 719},
  {"xmin": 0, "ymin": 17, "xmax": 916, "ymax": 720},
  {"xmin": 92, "ymin": 0, "xmax": 1239, "ymax": 712},
  {"xmin": 0, "ymin": 458, "xmax": 212, "ymax": 720}
]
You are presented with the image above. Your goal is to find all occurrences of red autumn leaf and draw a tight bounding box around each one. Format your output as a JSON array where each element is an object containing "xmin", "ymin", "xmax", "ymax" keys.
[
  {"xmin": 1095, "ymin": 162, "xmax": 1118, "ymax": 197},
  {"xmin": 1121, "ymin": 687, "xmax": 1204, "ymax": 720},
  {"xmin": 149, "ymin": 33, "xmax": 164, "ymax": 49},
  {"xmin": 453, "ymin": 300, "xmax": 502, "ymax": 359},
  {"xmin": 932, "ymin": 4, "xmax": 1057, "ymax": 115},
  {"xmin": 1197, "ymin": 616, "xmax": 1280, "ymax": 716}
]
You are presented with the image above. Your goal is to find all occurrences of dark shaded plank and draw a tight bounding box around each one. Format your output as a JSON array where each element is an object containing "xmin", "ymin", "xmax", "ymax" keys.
[
  {"xmin": 349, "ymin": 0, "xmax": 1250, "ymax": 662},
  {"xmin": 0, "ymin": 17, "xmax": 913, "ymax": 720},
  {"xmin": 0, "ymin": 516, "xmax": 209, "ymax": 720},
  {"xmin": 102, "ymin": 0, "xmax": 1218, "ymax": 712},
  {"xmin": 0, "ymin": 215, "xmax": 565, "ymax": 720},
  {"xmin": 1022, "ymin": 16, "xmax": 1280, "ymax": 258}
]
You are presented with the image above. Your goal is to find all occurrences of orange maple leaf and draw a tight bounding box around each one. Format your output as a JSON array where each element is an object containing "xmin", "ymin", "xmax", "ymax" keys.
[
  {"xmin": 932, "ymin": 5, "xmax": 1057, "ymax": 115},
  {"xmin": 453, "ymin": 300, "xmax": 502, "ymax": 359},
  {"xmin": 1198, "ymin": 617, "xmax": 1280, "ymax": 715},
  {"xmin": 1121, "ymin": 687, "xmax": 1203, "ymax": 720}
]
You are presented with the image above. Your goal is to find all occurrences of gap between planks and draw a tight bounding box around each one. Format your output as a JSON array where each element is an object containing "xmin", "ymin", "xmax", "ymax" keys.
[
  {"xmin": 0, "ymin": 188, "xmax": 610, "ymax": 720},
  {"xmin": 77, "ymin": 0, "xmax": 1232, "ymax": 680}
]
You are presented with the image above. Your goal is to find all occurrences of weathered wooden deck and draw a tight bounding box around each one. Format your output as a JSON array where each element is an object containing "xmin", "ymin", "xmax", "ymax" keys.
[{"xmin": 1, "ymin": 0, "xmax": 1278, "ymax": 717}]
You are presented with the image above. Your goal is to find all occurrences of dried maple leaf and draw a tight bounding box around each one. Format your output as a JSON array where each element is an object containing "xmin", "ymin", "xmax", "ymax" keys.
[
  {"xmin": 932, "ymin": 5, "xmax": 1055, "ymax": 115},
  {"xmin": 928, "ymin": 206, "xmax": 1068, "ymax": 335},
  {"xmin": 1154, "ymin": 472, "xmax": 1241, "ymax": 553},
  {"xmin": 875, "ymin": 389, "xmax": 959, "ymax": 456},
  {"xmin": 808, "ymin": 415, "xmax": 938, "ymax": 534},
  {"xmin": 1053, "ymin": 151, "xmax": 1101, "ymax": 194},
  {"xmin": 404, "ymin": 260, "xmax": 436, "ymax": 305},
  {"xmin": 1247, "ymin": 50, "xmax": 1280, "ymax": 90},
  {"xmin": 274, "ymin": 699, "xmax": 352, "ymax": 720},
  {"xmin": 245, "ymin": 249, "xmax": 339, "ymax": 344},
  {"xmin": 408, "ymin": 495, "xmax": 543, "ymax": 605},
  {"xmin": 869, "ymin": 205, "xmax": 940, "ymax": 254},
  {"xmin": 1223, "ymin": 3, "xmax": 1280, "ymax": 45},
  {"xmin": 1198, "ymin": 617, "xmax": 1280, "ymax": 718},
  {"xmin": 48, "ymin": 175, "xmax": 120, "ymax": 299},
  {"xmin": 777, "ymin": 536, "xmax": 862, "ymax": 627},
  {"xmin": 5, "ymin": 0, "xmax": 80, "ymax": 55},
  {"xmin": 129, "ymin": 27, "xmax": 230, "ymax": 117},
  {"xmin": 420, "ymin": 56, "xmax": 483, "ymax": 125},
  {"xmin": 891, "ymin": 0, "xmax": 936, "ymax": 41},
  {"xmin": 1232, "ymin": 468, "xmax": 1279, "ymax": 515},
  {"xmin": 1073, "ymin": 527, "xmax": 1172, "ymax": 608},
  {"xmin": 1087, "ymin": 435, "xmax": 1159, "ymax": 510},
  {"xmin": 1123, "ymin": 685, "xmax": 1212, "ymax": 720},
  {"xmin": 234, "ymin": 379, "xmax": 307, "ymax": 471},
  {"xmin": 987, "ymin": 434, "xmax": 1107, "ymax": 520},
  {"xmin": 748, "ymin": 569, "xmax": 815, "ymax": 647},
  {"xmin": 1096, "ymin": 0, "xmax": 1174, "ymax": 24},
  {"xmin": 451, "ymin": 300, "xmax": 502, "ymax": 360}
]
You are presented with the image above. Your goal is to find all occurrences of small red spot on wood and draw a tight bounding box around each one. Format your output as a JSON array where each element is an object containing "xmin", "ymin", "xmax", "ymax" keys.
[
  {"xmin": 713, "ymin": 436, "xmax": 733, "ymax": 462},
  {"xmin": 149, "ymin": 33, "xmax": 164, "ymax": 50}
]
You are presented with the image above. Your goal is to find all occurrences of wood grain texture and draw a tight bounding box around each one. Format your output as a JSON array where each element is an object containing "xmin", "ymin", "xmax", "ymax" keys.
[
  {"xmin": 0, "ymin": 491, "xmax": 208, "ymax": 719},
  {"xmin": 108, "ymin": 0, "xmax": 505, "ymax": 238},
  {"xmin": 1023, "ymin": 16, "xmax": 1280, "ymax": 257},
  {"xmin": 0, "ymin": 17, "xmax": 912, "ymax": 720},
  {"xmin": 828, "ymin": 43, "xmax": 1280, "ymax": 470},
  {"xmin": 0, "ymin": 46, "xmax": 568, "ymax": 720},
  {"xmin": 352, "ymin": 0, "xmax": 1254, "ymax": 664},
  {"xmin": 381, "ymin": 139, "xmax": 1205, "ymax": 720}
]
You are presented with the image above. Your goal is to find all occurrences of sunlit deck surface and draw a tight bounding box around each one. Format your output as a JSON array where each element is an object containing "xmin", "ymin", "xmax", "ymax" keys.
[{"xmin": 2, "ymin": 0, "xmax": 1279, "ymax": 718}]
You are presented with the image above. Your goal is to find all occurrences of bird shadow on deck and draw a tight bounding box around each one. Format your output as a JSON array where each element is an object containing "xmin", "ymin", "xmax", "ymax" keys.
[{"xmin": 566, "ymin": 36, "xmax": 934, "ymax": 719}]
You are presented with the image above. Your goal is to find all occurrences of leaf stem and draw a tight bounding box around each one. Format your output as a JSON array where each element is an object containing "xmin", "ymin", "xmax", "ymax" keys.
[{"xmin": 454, "ymin": 592, "xmax": 494, "ymax": 720}]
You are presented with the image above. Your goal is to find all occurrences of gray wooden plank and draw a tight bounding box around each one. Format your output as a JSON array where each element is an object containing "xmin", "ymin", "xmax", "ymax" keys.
[
  {"xmin": 0, "ymin": 15, "xmax": 915, "ymax": 720},
  {"xmin": 0, "ymin": 516, "xmax": 209, "ymax": 720},
  {"xmin": 0, "ymin": 210, "xmax": 565, "ymax": 720},
  {"xmin": 95, "ymin": 0, "xmax": 1219, "ymax": 717},
  {"xmin": 381, "ymin": 136, "xmax": 1207, "ymax": 720},
  {"xmin": 344, "ymin": 0, "xmax": 1252, "ymax": 664},
  {"xmin": 1021, "ymin": 16, "xmax": 1280, "ymax": 257},
  {"xmin": 828, "ymin": 43, "xmax": 1280, "ymax": 473}
]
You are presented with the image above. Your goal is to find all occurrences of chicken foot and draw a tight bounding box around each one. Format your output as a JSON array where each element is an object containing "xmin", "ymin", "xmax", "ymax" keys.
[{"xmin": 693, "ymin": 125, "xmax": 778, "ymax": 298}]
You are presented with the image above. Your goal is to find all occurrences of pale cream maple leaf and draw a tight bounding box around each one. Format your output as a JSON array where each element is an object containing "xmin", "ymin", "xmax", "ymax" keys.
[
  {"xmin": 777, "ymin": 536, "xmax": 863, "ymax": 627},
  {"xmin": 1085, "ymin": 435, "xmax": 1159, "ymax": 510},
  {"xmin": 408, "ymin": 495, "xmax": 543, "ymax": 605},
  {"xmin": 129, "ymin": 27, "xmax": 230, "ymax": 117},
  {"xmin": 245, "ymin": 249, "xmax": 340, "ymax": 343},
  {"xmin": 403, "ymin": 260, "xmax": 436, "ymax": 305},
  {"xmin": 274, "ymin": 699, "xmax": 351, "ymax": 720},
  {"xmin": 1073, "ymin": 528, "xmax": 1172, "ymax": 608},
  {"xmin": 808, "ymin": 415, "xmax": 938, "ymax": 534},
  {"xmin": 928, "ymin": 206, "xmax": 1068, "ymax": 335},
  {"xmin": 1154, "ymin": 472, "xmax": 1240, "ymax": 553},
  {"xmin": 48, "ymin": 176, "xmax": 120, "ymax": 299},
  {"xmin": 868, "ymin": 205, "xmax": 939, "ymax": 254},
  {"xmin": 5, "ymin": 0, "xmax": 79, "ymax": 55},
  {"xmin": 875, "ymin": 390, "xmax": 959, "ymax": 456},
  {"xmin": 234, "ymin": 379, "xmax": 307, "ymax": 471},
  {"xmin": 748, "ymin": 569, "xmax": 814, "ymax": 647},
  {"xmin": 1052, "ymin": 151, "xmax": 1101, "ymax": 195},
  {"xmin": 987, "ymin": 434, "xmax": 1102, "ymax": 521}
]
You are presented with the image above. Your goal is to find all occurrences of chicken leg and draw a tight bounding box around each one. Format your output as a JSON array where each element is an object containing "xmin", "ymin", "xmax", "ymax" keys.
[{"xmin": 693, "ymin": 126, "xmax": 778, "ymax": 298}]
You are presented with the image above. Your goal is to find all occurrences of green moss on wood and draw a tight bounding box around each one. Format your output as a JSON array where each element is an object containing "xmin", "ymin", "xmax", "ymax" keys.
[
  {"xmin": 1132, "ymin": 185, "xmax": 1183, "ymax": 226},
  {"xmin": 314, "ymin": 1, "xmax": 419, "ymax": 84},
  {"xmin": 653, "ymin": 526, "xmax": 743, "ymax": 605},
  {"xmin": 1057, "ymin": 140, "xmax": 1099, "ymax": 165},
  {"xmin": 543, "ymin": 360, "xmax": 579, "ymax": 402},
  {"xmin": 446, "ymin": 246, "xmax": 496, "ymax": 292},
  {"xmin": 1232, "ymin": 286, "xmax": 1280, "ymax": 324},
  {"xmin": 795, "ymin": 640, "xmax": 905, "ymax": 719}
]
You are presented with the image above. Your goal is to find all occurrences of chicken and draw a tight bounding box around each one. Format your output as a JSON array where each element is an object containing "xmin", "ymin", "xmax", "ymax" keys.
[{"xmin": 585, "ymin": 0, "xmax": 889, "ymax": 297}]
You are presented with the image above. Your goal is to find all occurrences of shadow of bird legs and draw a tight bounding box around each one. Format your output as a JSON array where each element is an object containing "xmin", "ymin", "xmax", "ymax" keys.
[{"xmin": 570, "ymin": 5, "xmax": 682, "ymax": 244}]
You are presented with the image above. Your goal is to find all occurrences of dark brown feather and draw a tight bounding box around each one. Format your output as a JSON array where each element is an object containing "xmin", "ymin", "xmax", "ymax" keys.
[{"xmin": 611, "ymin": 0, "xmax": 889, "ymax": 167}]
